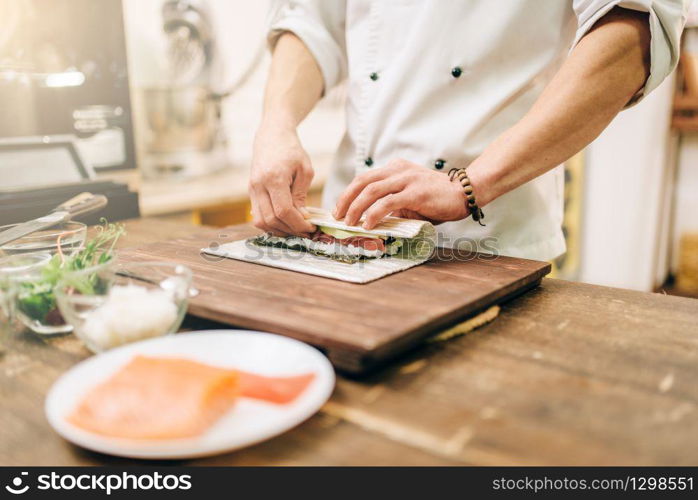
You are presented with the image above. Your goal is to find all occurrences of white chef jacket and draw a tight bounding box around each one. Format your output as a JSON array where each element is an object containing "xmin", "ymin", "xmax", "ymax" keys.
[{"xmin": 268, "ymin": 0, "xmax": 686, "ymax": 260}]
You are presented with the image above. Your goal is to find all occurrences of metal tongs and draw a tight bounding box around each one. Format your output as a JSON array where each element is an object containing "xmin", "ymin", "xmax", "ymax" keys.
[{"xmin": 0, "ymin": 192, "xmax": 108, "ymax": 247}]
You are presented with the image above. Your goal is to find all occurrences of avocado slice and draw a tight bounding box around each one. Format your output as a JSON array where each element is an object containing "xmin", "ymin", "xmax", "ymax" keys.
[{"xmin": 318, "ymin": 225, "xmax": 382, "ymax": 240}]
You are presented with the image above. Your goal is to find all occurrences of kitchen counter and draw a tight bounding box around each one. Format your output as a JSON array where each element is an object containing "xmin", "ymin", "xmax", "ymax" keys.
[{"xmin": 2, "ymin": 217, "xmax": 697, "ymax": 466}]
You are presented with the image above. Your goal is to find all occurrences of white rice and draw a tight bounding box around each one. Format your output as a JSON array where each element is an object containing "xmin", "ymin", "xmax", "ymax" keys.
[{"xmin": 81, "ymin": 285, "xmax": 178, "ymax": 351}]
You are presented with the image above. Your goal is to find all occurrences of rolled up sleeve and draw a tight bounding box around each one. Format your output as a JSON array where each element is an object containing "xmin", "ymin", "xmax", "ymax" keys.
[
  {"xmin": 572, "ymin": 0, "xmax": 688, "ymax": 103},
  {"xmin": 267, "ymin": 0, "xmax": 347, "ymax": 93}
]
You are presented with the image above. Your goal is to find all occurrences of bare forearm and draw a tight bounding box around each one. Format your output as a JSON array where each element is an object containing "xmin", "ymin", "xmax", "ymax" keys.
[
  {"xmin": 251, "ymin": 32, "xmax": 323, "ymax": 236},
  {"xmin": 261, "ymin": 32, "xmax": 324, "ymax": 130},
  {"xmin": 469, "ymin": 7, "xmax": 651, "ymax": 206}
]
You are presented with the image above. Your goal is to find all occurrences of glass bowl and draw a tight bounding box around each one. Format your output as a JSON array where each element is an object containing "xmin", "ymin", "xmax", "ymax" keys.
[
  {"xmin": 55, "ymin": 261, "xmax": 192, "ymax": 353},
  {"xmin": 12, "ymin": 259, "xmax": 116, "ymax": 336},
  {"xmin": 0, "ymin": 252, "xmax": 52, "ymax": 339},
  {"xmin": 0, "ymin": 221, "xmax": 87, "ymax": 257}
]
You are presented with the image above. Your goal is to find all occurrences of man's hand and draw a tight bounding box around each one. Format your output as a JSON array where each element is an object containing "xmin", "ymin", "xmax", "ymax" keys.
[
  {"xmin": 250, "ymin": 123, "xmax": 316, "ymax": 236},
  {"xmin": 333, "ymin": 159, "xmax": 468, "ymax": 229},
  {"xmin": 249, "ymin": 31, "xmax": 323, "ymax": 236}
]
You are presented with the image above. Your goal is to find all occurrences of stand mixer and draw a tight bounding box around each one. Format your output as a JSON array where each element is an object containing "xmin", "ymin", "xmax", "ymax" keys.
[{"xmin": 133, "ymin": 0, "xmax": 233, "ymax": 180}]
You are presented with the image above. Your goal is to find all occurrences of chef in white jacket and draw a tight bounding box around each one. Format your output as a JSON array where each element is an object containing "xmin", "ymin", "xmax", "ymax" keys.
[{"xmin": 249, "ymin": 0, "xmax": 687, "ymax": 260}]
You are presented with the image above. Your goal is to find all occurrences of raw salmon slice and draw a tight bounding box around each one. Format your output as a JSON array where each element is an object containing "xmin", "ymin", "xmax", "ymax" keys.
[
  {"xmin": 67, "ymin": 356, "xmax": 317, "ymax": 440},
  {"xmin": 68, "ymin": 356, "xmax": 239, "ymax": 440},
  {"xmin": 237, "ymin": 371, "xmax": 316, "ymax": 404}
]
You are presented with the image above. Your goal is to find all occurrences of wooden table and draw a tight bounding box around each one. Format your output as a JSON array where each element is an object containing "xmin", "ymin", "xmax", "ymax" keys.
[{"xmin": 2, "ymin": 218, "xmax": 698, "ymax": 466}]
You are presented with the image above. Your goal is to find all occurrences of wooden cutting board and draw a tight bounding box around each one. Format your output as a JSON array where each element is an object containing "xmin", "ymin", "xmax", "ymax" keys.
[{"xmin": 119, "ymin": 224, "xmax": 551, "ymax": 374}]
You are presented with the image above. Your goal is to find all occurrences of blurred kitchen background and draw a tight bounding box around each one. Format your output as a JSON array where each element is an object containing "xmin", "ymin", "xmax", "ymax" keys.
[{"xmin": 1, "ymin": 0, "xmax": 697, "ymax": 296}]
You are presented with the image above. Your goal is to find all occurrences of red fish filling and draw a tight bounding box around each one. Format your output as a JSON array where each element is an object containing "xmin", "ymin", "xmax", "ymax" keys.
[{"xmin": 310, "ymin": 230, "xmax": 386, "ymax": 252}]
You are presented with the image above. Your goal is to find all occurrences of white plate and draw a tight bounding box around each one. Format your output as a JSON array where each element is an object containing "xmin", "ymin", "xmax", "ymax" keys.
[{"xmin": 45, "ymin": 330, "xmax": 335, "ymax": 459}]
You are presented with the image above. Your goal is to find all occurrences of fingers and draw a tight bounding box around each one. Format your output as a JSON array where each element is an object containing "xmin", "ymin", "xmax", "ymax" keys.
[
  {"xmin": 251, "ymin": 192, "xmax": 286, "ymax": 236},
  {"xmin": 290, "ymin": 161, "xmax": 314, "ymax": 212},
  {"xmin": 344, "ymin": 178, "xmax": 405, "ymax": 226},
  {"xmin": 363, "ymin": 193, "xmax": 410, "ymax": 229},
  {"xmin": 250, "ymin": 158, "xmax": 315, "ymax": 235},
  {"xmin": 334, "ymin": 166, "xmax": 396, "ymax": 220},
  {"xmin": 251, "ymin": 187, "xmax": 297, "ymax": 236},
  {"xmin": 268, "ymin": 183, "xmax": 316, "ymax": 234}
]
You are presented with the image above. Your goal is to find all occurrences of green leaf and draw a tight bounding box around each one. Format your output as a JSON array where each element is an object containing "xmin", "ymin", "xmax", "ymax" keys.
[{"xmin": 14, "ymin": 219, "xmax": 125, "ymax": 323}]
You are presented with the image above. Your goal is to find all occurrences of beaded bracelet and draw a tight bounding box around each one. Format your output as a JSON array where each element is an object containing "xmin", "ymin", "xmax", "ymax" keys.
[{"xmin": 448, "ymin": 167, "xmax": 485, "ymax": 226}]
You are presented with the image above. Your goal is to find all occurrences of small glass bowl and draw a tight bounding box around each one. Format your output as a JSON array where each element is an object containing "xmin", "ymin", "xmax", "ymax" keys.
[
  {"xmin": 12, "ymin": 259, "xmax": 116, "ymax": 336},
  {"xmin": 55, "ymin": 261, "xmax": 192, "ymax": 353},
  {"xmin": 0, "ymin": 252, "xmax": 52, "ymax": 339},
  {"xmin": 0, "ymin": 221, "xmax": 87, "ymax": 257}
]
